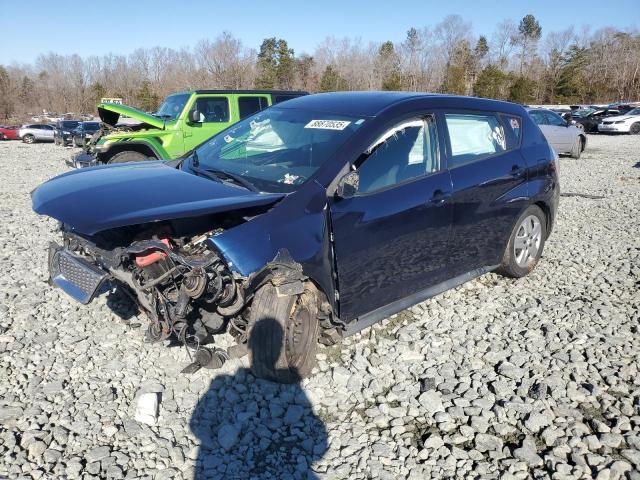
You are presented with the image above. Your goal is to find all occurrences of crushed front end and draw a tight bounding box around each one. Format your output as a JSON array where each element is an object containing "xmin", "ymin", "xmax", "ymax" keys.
[{"xmin": 49, "ymin": 217, "xmax": 253, "ymax": 372}]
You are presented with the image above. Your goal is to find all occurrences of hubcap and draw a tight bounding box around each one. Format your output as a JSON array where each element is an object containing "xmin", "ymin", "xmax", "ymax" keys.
[{"xmin": 514, "ymin": 215, "xmax": 542, "ymax": 268}]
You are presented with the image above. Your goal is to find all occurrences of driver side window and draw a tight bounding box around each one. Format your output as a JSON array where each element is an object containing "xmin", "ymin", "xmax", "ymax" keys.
[
  {"xmin": 193, "ymin": 97, "xmax": 230, "ymax": 123},
  {"xmin": 356, "ymin": 116, "xmax": 439, "ymax": 194}
]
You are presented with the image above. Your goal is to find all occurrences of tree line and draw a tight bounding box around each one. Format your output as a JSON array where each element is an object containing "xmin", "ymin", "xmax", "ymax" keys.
[{"xmin": 0, "ymin": 14, "xmax": 639, "ymax": 121}]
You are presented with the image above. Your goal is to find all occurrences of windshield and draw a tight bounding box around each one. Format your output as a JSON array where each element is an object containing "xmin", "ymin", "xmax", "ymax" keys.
[
  {"xmin": 572, "ymin": 109, "xmax": 594, "ymax": 118},
  {"xmin": 155, "ymin": 93, "xmax": 190, "ymax": 121},
  {"xmin": 627, "ymin": 108, "xmax": 640, "ymax": 116},
  {"xmin": 187, "ymin": 108, "xmax": 366, "ymax": 193}
]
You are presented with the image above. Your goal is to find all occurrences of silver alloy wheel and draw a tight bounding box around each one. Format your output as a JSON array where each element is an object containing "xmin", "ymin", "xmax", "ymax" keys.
[{"xmin": 514, "ymin": 215, "xmax": 542, "ymax": 268}]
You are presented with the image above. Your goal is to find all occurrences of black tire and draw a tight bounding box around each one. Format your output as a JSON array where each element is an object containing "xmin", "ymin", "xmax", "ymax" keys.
[
  {"xmin": 107, "ymin": 151, "xmax": 149, "ymax": 164},
  {"xmin": 630, "ymin": 123, "xmax": 640, "ymax": 135},
  {"xmin": 23, "ymin": 134, "xmax": 35, "ymax": 144},
  {"xmin": 247, "ymin": 282, "xmax": 319, "ymax": 383},
  {"xmin": 496, "ymin": 205, "xmax": 547, "ymax": 279},
  {"xmin": 569, "ymin": 137, "xmax": 583, "ymax": 159},
  {"xmin": 72, "ymin": 137, "xmax": 81, "ymax": 148}
]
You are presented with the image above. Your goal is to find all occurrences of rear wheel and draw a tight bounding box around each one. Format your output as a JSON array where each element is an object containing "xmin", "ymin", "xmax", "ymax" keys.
[
  {"xmin": 247, "ymin": 282, "xmax": 319, "ymax": 383},
  {"xmin": 23, "ymin": 134, "xmax": 35, "ymax": 144},
  {"xmin": 570, "ymin": 137, "xmax": 583, "ymax": 159},
  {"xmin": 496, "ymin": 205, "xmax": 547, "ymax": 278},
  {"xmin": 630, "ymin": 123, "xmax": 640, "ymax": 135},
  {"xmin": 107, "ymin": 150, "xmax": 150, "ymax": 164}
]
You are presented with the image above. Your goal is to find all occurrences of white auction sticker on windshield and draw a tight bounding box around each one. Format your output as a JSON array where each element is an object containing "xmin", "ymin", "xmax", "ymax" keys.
[{"xmin": 304, "ymin": 119, "xmax": 351, "ymax": 130}]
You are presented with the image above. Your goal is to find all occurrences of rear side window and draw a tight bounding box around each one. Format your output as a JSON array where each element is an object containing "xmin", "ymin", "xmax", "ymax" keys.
[
  {"xmin": 273, "ymin": 94, "xmax": 300, "ymax": 104},
  {"xmin": 544, "ymin": 111, "xmax": 565, "ymax": 126},
  {"xmin": 445, "ymin": 113, "xmax": 506, "ymax": 168},
  {"xmin": 194, "ymin": 97, "xmax": 230, "ymax": 123},
  {"xmin": 500, "ymin": 114, "xmax": 522, "ymax": 150},
  {"xmin": 238, "ymin": 96, "xmax": 269, "ymax": 119}
]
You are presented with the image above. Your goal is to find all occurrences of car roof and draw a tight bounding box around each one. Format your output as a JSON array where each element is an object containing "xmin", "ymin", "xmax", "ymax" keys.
[
  {"xmin": 277, "ymin": 91, "xmax": 525, "ymax": 117},
  {"xmin": 180, "ymin": 89, "xmax": 308, "ymax": 96}
]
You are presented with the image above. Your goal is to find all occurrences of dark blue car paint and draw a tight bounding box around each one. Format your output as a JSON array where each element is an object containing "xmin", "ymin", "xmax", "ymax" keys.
[
  {"xmin": 32, "ymin": 161, "xmax": 285, "ymax": 235},
  {"xmin": 32, "ymin": 92, "xmax": 559, "ymax": 329}
]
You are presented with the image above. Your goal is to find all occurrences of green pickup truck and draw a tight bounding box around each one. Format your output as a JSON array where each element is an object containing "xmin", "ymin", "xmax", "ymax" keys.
[{"xmin": 70, "ymin": 89, "xmax": 307, "ymax": 167}]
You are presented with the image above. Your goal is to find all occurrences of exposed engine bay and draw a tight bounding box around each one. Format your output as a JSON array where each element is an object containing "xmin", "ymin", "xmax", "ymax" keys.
[{"xmin": 55, "ymin": 210, "xmax": 267, "ymax": 372}]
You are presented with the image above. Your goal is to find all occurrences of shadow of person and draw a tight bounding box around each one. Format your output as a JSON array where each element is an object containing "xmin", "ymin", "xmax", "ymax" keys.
[{"xmin": 190, "ymin": 317, "xmax": 328, "ymax": 479}]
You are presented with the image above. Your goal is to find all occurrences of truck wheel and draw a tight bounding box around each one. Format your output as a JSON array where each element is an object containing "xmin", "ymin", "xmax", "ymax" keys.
[
  {"xmin": 247, "ymin": 282, "xmax": 319, "ymax": 383},
  {"xmin": 108, "ymin": 151, "xmax": 149, "ymax": 164},
  {"xmin": 496, "ymin": 205, "xmax": 547, "ymax": 279},
  {"xmin": 630, "ymin": 123, "xmax": 640, "ymax": 135}
]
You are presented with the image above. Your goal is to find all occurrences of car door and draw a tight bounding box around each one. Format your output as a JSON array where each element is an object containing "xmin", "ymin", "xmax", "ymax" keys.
[
  {"xmin": 528, "ymin": 110, "xmax": 558, "ymax": 151},
  {"xmin": 42, "ymin": 125, "xmax": 55, "ymax": 141},
  {"xmin": 444, "ymin": 111, "xmax": 529, "ymax": 274},
  {"xmin": 329, "ymin": 114, "xmax": 453, "ymax": 321},
  {"xmin": 543, "ymin": 110, "xmax": 572, "ymax": 152},
  {"xmin": 183, "ymin": 95, "xmax": 233, "ymax": 151}
]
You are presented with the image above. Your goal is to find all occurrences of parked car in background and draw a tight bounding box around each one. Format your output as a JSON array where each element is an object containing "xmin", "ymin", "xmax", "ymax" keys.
[
  {"xmin": 598, "ymin": 107, "xmax": 640, "ymax": 134},
  {"xmin": 33, "ymin": 92, "xmax": 559, "ymax": 383},
  {"xmin": 69, "ymin": 89, "xmax": 307, "ymax": 167},
  {"xmin": 71, "ymin": 121, "xmax": 100, "ymax": 147},
  {"xmin": 571, "ymin": 108, "xmax": 621, "ymax": 132},
  {"xmin": 19, "ymin": 124, "xmax": 55, "ymax": 143},
  {"xmin": 0, "ymin": 125, "xmax": 21, "ymax": 140},
  {"xmin": 54, "ymin": 120, "xmax": 81, "ymax": 146},
  {"xmin": 526, "ymin": 108, "xmax": 586, "ymax": 158}
]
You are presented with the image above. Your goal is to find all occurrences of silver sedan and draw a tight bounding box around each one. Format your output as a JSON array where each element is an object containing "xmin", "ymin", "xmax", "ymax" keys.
[{"xmin": 526, "ymin": 109, "xmax": 587, "ymax": 159}]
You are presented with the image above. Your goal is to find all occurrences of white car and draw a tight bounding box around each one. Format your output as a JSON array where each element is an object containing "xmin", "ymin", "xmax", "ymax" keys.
[{"xmin": 598, "ymin": 107, "xmax": 640, "ymax": 134}]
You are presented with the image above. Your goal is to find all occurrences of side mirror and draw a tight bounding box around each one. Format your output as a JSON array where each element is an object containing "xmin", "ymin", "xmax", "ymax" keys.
[
  {"xmin": 335, "ymin": 170, "xmax": 359, "ymax": 199},
  {"xmin": 188, "ymin": 109, "xmax": 201, "ymax": 123}
]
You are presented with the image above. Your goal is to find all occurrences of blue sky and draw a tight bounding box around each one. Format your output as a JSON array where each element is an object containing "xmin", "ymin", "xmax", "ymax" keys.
[{"xmin": 4, "ymin": 0, "xmax": 639, "ymax": 64}]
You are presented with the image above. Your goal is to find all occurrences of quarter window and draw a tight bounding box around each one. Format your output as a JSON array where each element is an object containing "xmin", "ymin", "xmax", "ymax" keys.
[
  {"xmin": 356, "ymin": 116, "xmax": 439, "ymax": 194},
  {"xmin": 238, "ymin": 96, "xmax": 269, "ymax": 119},
  {"xmin": 445, "ymin": 113, "xmax": 507, "ymax": 167},
  {"xmin": 501, "ymin": 114, "xmax": 522, "ymax": 150},
  {"xmin": 193, "ymin": 97, "xmax": 230, "ymax": 123}
]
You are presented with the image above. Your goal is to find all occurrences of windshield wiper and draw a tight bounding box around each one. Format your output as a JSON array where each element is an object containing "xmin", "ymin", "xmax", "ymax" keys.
[
  {"xmin": 205, "ymin": 167, "xmax": 259, "ymax": 192},
  {"xmin": 188, "ymin": 152, "xmax": 258, "ymax": 192}
]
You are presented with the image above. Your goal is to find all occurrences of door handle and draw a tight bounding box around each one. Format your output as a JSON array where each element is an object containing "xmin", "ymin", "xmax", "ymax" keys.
[
  {"xmin": 429, "ymin": 189, "xmax": 451, "ymax": 206},
  {"xmin": 510, "ymin": 166, "xmax": 525, "ymax": 178}
]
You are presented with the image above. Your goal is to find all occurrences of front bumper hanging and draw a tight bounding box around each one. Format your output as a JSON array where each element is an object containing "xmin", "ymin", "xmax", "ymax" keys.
[{"xmin": 48, "ymin": 242, "xmax": 108, "ymax": 304}]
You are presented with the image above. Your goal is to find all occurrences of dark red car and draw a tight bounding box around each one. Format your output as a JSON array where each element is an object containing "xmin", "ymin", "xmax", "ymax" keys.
[{"xmin": 0, "ymin": 125, "xmax": 21, "ymax": 140}]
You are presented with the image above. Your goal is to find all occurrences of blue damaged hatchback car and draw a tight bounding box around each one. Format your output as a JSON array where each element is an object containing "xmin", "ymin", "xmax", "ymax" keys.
[{"xmin": 32, "ymin": 92, "xmax": 559, "ymax": 383}]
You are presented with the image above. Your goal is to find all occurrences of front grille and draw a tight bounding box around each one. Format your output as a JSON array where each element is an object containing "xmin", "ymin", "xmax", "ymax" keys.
[{"xmin": 49, "ymin": 243, "xmax": 108, "ymax": 304}]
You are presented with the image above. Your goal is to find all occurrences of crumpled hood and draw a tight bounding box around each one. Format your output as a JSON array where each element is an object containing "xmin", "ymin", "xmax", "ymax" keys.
[
  {"xmin": 97, "ymin": 102, "xmax": 166, "ymax": 129},
  {"xmin": 32, "ymin": 161, "xmax": 285, "ymax": 235}
]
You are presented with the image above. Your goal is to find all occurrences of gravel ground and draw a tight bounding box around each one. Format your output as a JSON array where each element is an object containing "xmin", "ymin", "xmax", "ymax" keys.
[{"xmin": 0, "ymin": 135, "xmax": 639, "ymax": 480}]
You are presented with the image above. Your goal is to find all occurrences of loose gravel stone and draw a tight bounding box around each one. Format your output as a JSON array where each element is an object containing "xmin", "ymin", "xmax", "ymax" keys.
[{"xmin": 0, "ymin": 135, "xmax": 638, "ymax": 479}]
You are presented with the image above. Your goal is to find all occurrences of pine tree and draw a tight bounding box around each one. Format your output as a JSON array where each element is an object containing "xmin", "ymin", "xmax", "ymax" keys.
[{"xmin": 319, "ymin": 65, "xmax": 347, "ymax": 92}]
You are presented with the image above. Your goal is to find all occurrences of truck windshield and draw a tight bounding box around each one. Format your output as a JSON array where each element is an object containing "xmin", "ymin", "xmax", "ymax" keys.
[
  {"xmin": 187, "ymin": 108, "xmax": 366, "ymax": 193},
  {"xmin": 155, "ymin": 94, "xmax": 190, "ymax": 121}
]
